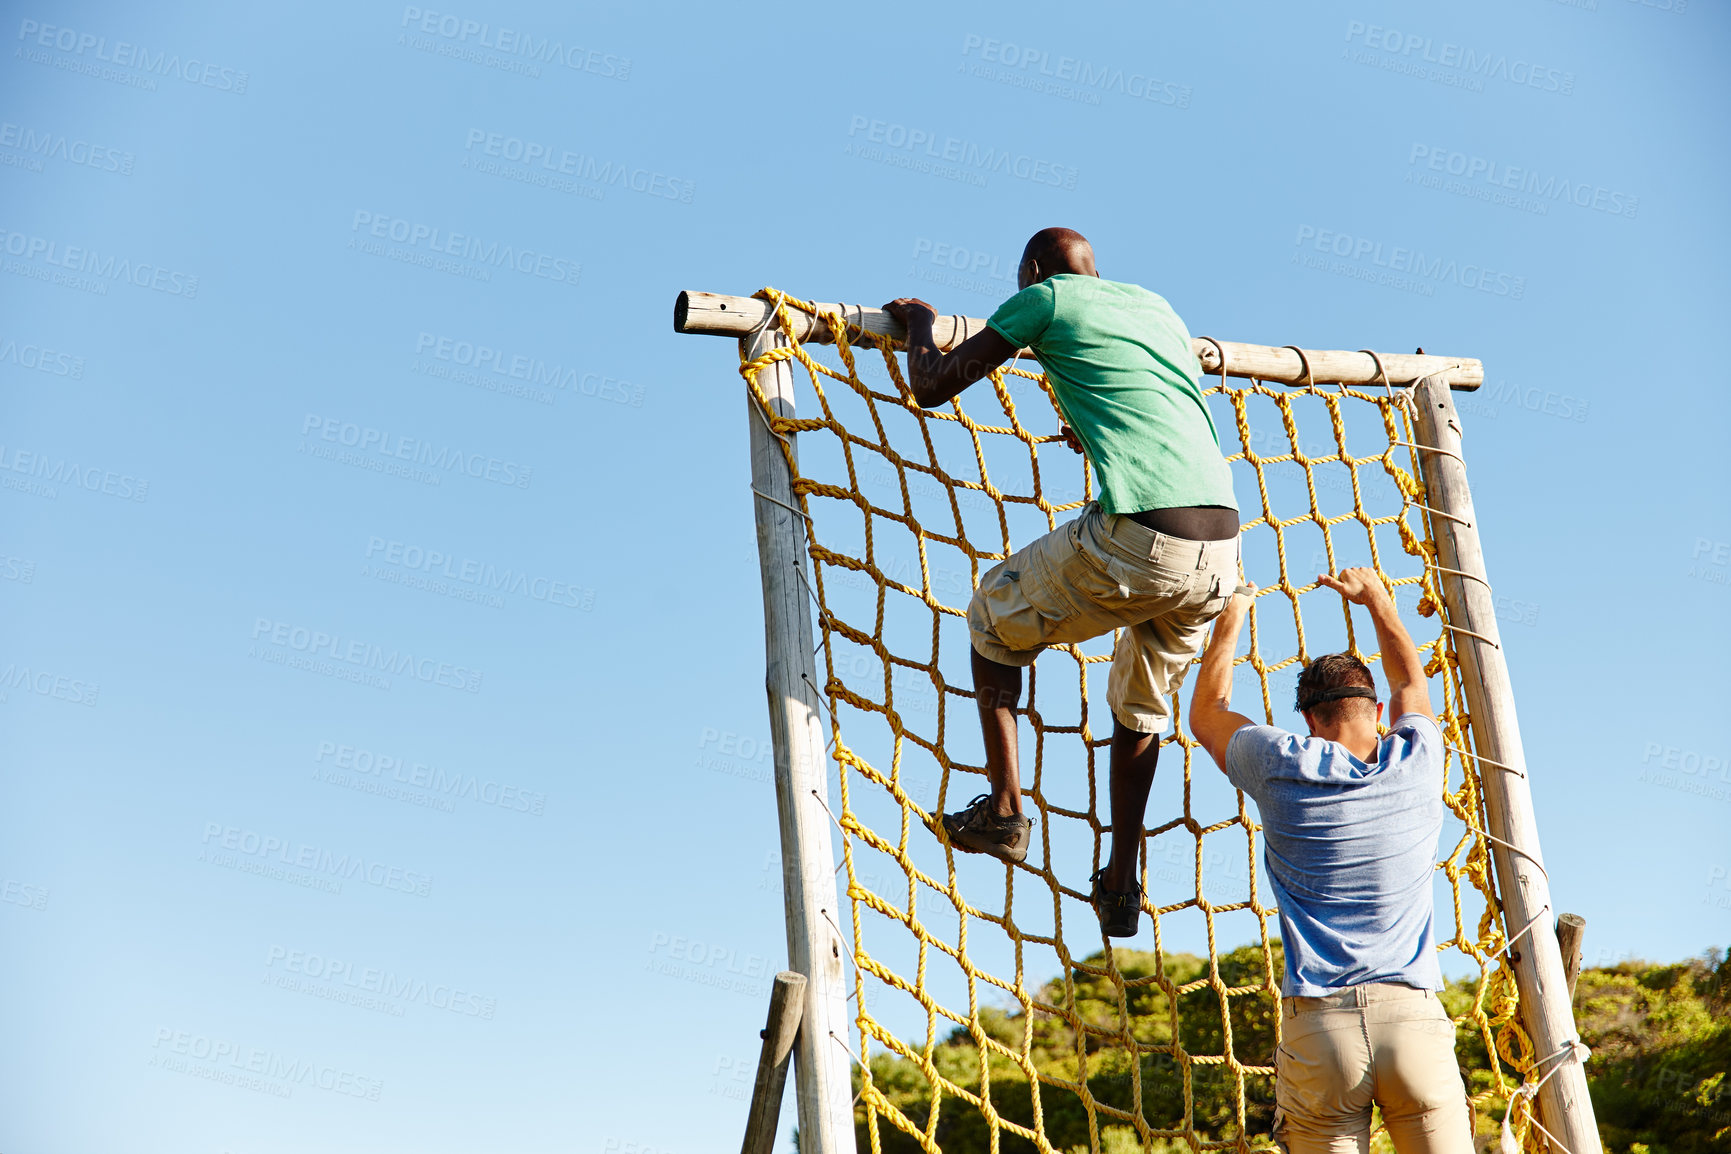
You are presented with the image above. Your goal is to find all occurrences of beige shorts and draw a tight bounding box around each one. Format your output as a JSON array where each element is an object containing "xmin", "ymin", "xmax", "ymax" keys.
[
  {"xmin": 1272, "ymin": 983, "xmax": 1475, "ymax": 1154},
  {"xmin": 967, "ymin": 502, "xmax": 1239, "ymax": 734}
]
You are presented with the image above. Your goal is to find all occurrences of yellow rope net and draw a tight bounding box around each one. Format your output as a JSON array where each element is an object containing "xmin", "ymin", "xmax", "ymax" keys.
[{"xmin": 737, "ymin": 288, "xmax": 1547, "ymax": 1154}]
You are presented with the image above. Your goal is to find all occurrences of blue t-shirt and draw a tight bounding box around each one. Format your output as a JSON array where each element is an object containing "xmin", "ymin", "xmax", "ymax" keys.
[{"xmin": 1225, "ymin": 714, "xmax": 1445, "ymax": 997}]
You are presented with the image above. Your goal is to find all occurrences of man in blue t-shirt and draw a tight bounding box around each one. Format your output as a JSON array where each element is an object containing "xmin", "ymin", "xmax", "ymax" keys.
[{"xmin": 1188, "ymin": 568, "xmax": 1473, "ymax": 1154}]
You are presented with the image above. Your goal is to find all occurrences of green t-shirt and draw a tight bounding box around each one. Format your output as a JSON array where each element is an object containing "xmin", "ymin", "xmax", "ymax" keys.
[{"xmin": 986, "ymin": 275, "xmax": 1236, "ymax": 516}]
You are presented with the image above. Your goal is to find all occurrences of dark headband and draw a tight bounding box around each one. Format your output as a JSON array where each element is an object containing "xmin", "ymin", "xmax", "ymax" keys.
[{"xmin": 1295, "ymin": 685, "xmax": 1379, "ymax": 712}]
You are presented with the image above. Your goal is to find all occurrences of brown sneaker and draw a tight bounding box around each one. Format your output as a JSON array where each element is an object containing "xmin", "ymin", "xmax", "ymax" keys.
[{"xmin": 940, "ymin": 794, "xmax": 1031, "ymax": 864}]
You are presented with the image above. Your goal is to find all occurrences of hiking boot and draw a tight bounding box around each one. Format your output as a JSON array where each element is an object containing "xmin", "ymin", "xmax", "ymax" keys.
[
  {"xmin": 1091, "ymin": 869, "xmax": 1142, "ymax": 938},
  {"xmin": 940, "ymin": 794, "xmax": 1031, "ymax": 864}
]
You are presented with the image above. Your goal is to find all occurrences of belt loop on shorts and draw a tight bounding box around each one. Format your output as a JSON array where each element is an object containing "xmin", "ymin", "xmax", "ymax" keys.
[{"xmin": 1146, "ymin": 531, "xmax": 1165, "ymax": 564}]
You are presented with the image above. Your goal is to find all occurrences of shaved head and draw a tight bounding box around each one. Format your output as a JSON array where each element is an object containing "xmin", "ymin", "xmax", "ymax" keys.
[{"xmin": 1019, "ymin": 227, "xmax": 1097, "ymax": 287}]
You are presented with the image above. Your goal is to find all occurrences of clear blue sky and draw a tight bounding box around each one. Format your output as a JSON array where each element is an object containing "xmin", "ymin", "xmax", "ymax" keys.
[{"xmin": 2, "ymin": 1, "xmax": 1727, "ymax": 1151}]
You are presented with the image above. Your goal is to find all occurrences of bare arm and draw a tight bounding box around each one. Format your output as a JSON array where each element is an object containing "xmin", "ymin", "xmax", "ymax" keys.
[
  {"xmin": 1317, "ymin": 568, "xmax": 1435, "ymax": 722},
  {"xmin": 883, "ymin": 297, "xmax": 1019, "ymax": 408},
  {"xmin": 1190, "ymin": 585, "xmax": 1258, "ymax": 773}
]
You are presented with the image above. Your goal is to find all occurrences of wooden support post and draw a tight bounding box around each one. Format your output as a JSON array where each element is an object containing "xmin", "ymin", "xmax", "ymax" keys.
[
  {"xmin": 675, "ymin": 290, "xmax": 1484, "ymax": 389},
  {"xmin": 1557, "ymin": 913, "xmax": 1587, "ymax": 1003},
  {"xmin": 742, "ymin": 971, "xmax": 809, "ymax": 1154},
  {"xmin": 1411, "ymin": 376, "xmax": 1602, "ymax": 1154},
  {"xmin": 741, "ymin": 325, "xmax": 857, "ymax": 1154}
]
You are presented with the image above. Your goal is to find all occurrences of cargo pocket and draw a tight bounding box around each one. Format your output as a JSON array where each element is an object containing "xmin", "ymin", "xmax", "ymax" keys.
[
  {"xmin": 975, "ymin": 565, "xmax": 1059, "ymax": 654},
  {"xmin": 1063, "ymin": 546, "xmax": 1136, "ymax": 611}
]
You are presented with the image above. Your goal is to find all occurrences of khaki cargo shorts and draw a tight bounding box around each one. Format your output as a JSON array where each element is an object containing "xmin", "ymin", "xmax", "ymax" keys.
[
  {"xmin": 967, "ymin": 502, "xmax": 1239, "ymax": 734},
  {"xmin": 1272, "ymin": 983, "xmax": 1474, "ymax": 1154}
]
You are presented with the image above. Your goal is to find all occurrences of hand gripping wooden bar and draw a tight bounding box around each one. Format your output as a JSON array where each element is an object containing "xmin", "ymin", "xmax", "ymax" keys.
[{"xmin": 674, "ymin": 290, "xmax": 1485, "ymax": 390}]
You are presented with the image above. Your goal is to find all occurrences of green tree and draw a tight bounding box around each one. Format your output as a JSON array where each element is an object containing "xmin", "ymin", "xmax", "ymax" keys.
[
  {"xmin": 848, "ymin": 946, "xmax": 1731, "ymax": 1154},
  {"xmin": 853, "ymin": 944, "xmax": 1281, "ymax": 1154},
  {"xmin": 1572, "ymin": 949, "xmax": 1730, "ymax": 1154}
]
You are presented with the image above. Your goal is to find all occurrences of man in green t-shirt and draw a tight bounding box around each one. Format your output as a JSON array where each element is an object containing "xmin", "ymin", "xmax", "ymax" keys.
[{"xmin": 884, "ymin": 227, "xmax": 1239, "ymax": 938}]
